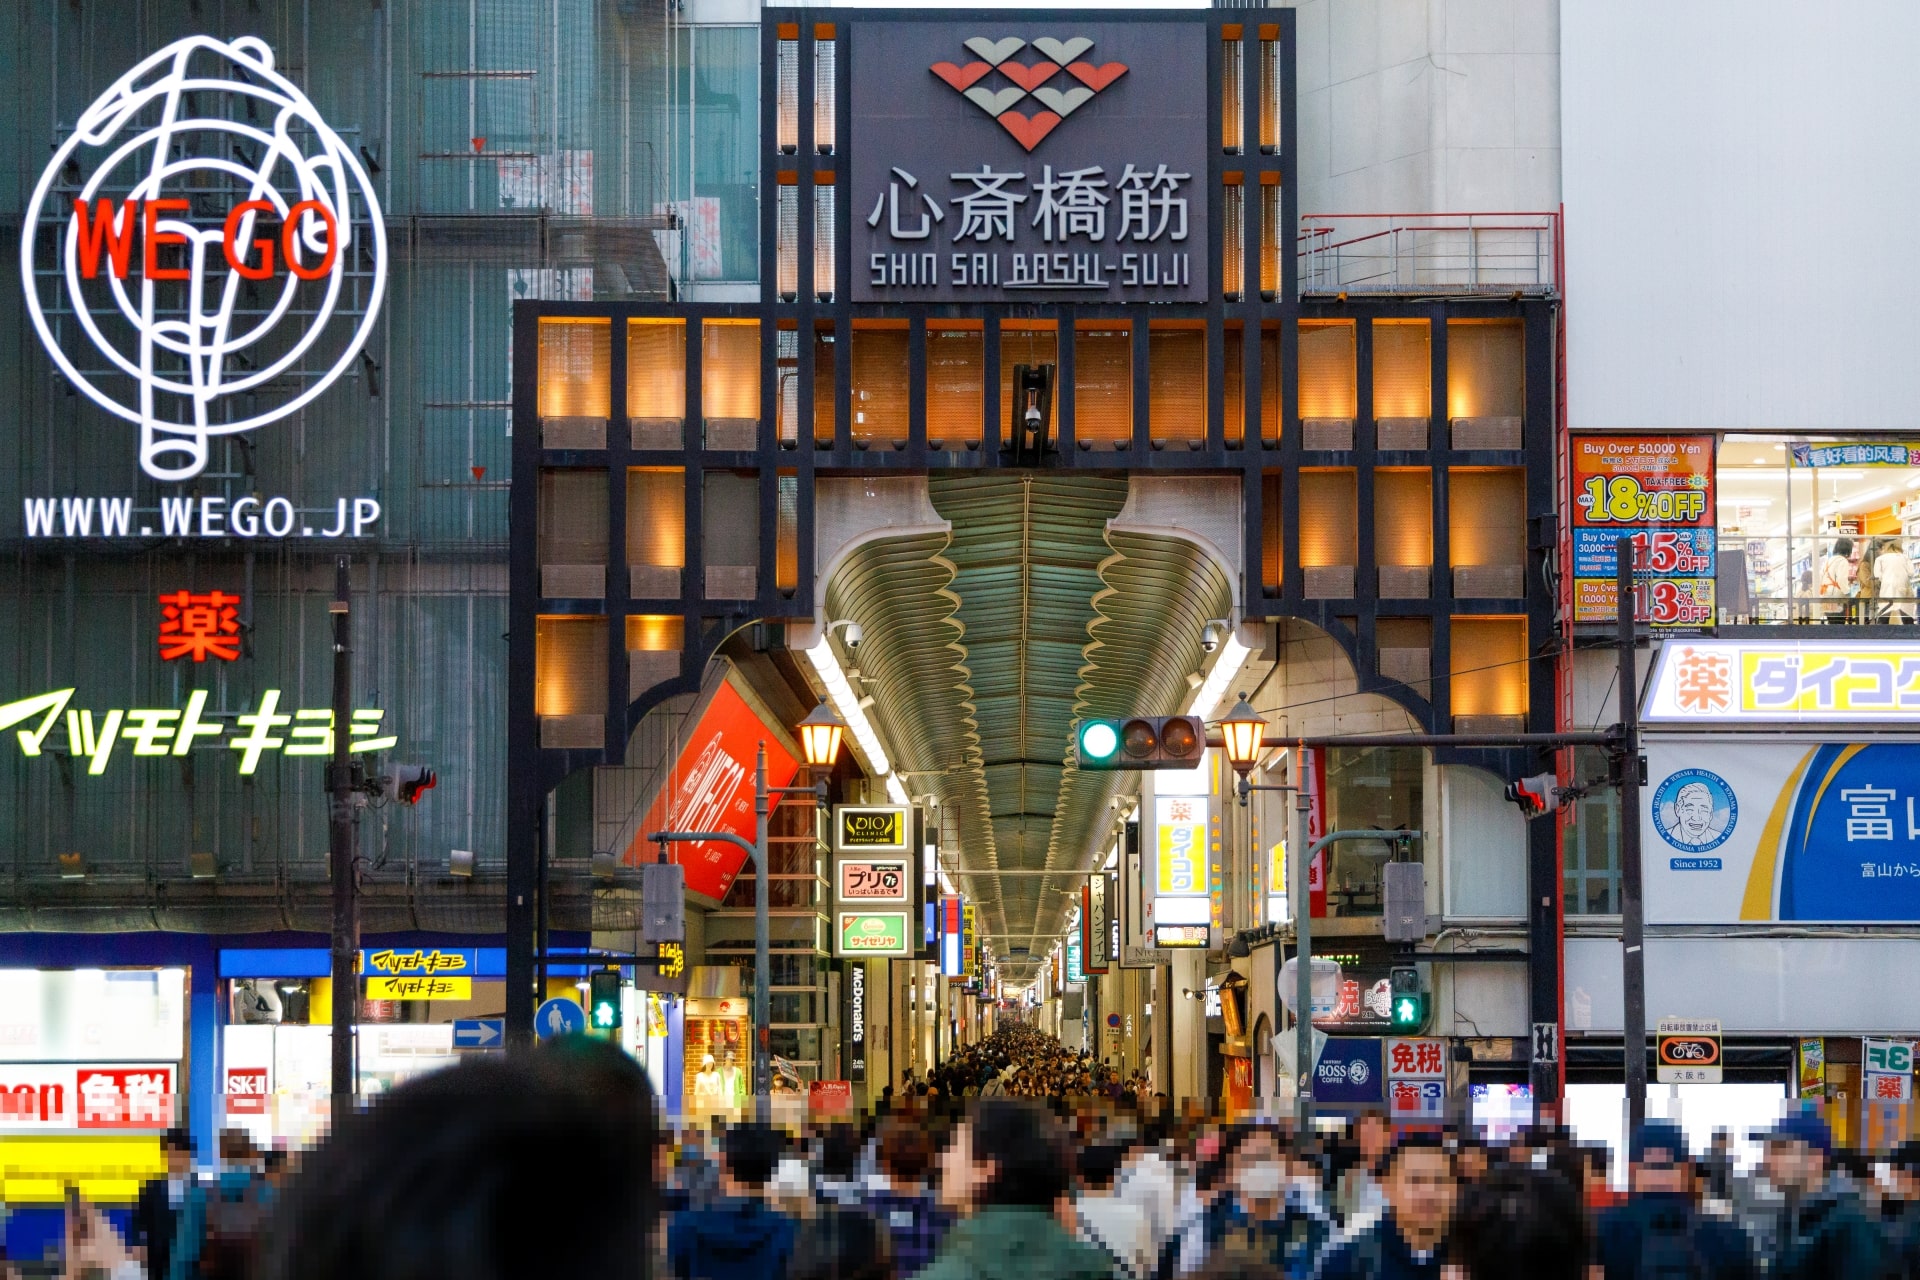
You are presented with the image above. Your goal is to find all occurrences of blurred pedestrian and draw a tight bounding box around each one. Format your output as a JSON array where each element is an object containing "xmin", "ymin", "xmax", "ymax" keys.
[
  {"xmin": 1595, "ymin": 1120, "xmax": 1755, "ymax": 1280},
  {"xmin": 1187, "ymin": 1125, "xmax": 1329, "ymax": 1280},
  {"xmin": 1820, "ymin": 537, "xmax": 1856, "ymax": 621},
  {"xmin": 1334, "ymin": 1113, "xmax": 1394, "ymax": 1227},
  {"xmin": 1878, "ymin": 1141, "xmax": 1920, "ymax": 1277},
  {"xmin": 129, "ymin": 1128, "xmax": 193, "ymax": 1280},
  {"xmin": 865, "ymin": 1114, "xmax": 952, "ymax": 1279},
  {"xmin": 1755, "ymin": 1112, "xmax": 1893, "ymax": 1280},
  {"xmin": 919, "ymin": 1098, "xmax": 1114, "ymax": 1280},
  {"xmin": 258, "ymin": 1038, "xmax": 656, "ymax": 1280},
  {"xmin": 1073, "ymin": 1141, "xmax": 1153, "ymax": 1279},
  {"xmin": 1877, "ymin": 538, "xmax": 1915, "ymax": 623},
  {"xmin": 668, "ymin": 1123, "xmax": 797, "ymax": 1280},
  {"xmin": 1444, "ymin": 1165, "xmax": 1588, "ymax": 1280},
  {"xmin": 1315, "ymin": 1134, "xmax": 1457, "ymax": 1280}
]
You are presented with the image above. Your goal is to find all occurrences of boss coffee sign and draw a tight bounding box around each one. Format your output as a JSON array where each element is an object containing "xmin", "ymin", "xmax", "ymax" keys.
[{"xmin": 852, "ymin": 22, "xmax": 1207, "ymax": 303}]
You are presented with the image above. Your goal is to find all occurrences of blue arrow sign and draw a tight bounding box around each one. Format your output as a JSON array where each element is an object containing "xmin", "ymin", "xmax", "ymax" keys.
[
  {"xmin": 536, "ymin": 997, "xmax": 586, "ymax": 1040},
  {"xmin": 452, "ymin": 1017, "xmax": 504, "ymax": 1049}
]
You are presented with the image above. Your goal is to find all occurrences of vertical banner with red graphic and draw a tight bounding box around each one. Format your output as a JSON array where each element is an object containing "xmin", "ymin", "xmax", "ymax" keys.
[
  {"xmin": 622, "ymin": 680, "xmax": 798, "ymax": 900},
  {"xmin": 1301, "ymin": 748, "xmax": 1328, "ymax": 918},
  {"xmin": 1571, "ymin": 435, "xmax": 1716, "ymax": 627}
]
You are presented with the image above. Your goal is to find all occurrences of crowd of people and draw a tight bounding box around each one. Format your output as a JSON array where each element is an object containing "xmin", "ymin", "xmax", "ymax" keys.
[
  {"xmin": 917, "ymin": 1024, "xmax": 1151, "ymax": 1105},
  {"xmin": 15, "ymin": 1027, "xmax": 1920, "ymax": 1280}
]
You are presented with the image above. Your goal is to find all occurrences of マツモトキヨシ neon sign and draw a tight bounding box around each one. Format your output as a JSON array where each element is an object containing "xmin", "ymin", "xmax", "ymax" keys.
[
  {"xmin": 0, "ymin": 688, "xmax": 396, "ymax": 776},
  {"xmin": 20, "ymin": 35, "xmax": 387, "ymax": 484}
]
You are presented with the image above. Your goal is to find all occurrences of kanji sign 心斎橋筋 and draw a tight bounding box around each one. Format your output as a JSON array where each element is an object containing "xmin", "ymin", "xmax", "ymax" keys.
[{"xmin": 852, "ymin": 22, "xmax": 1207, "ymax": 303}]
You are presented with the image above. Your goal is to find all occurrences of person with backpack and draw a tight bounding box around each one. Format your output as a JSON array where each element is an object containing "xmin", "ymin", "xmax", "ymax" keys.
[
  {"xmin": 1313, "ymin": 1134, "xmax": 1455, "ymax": 1280},
  {"xmin": 1595, "ymin": 1120, "xmax": 1756, "ymax": 1280},
  {"xmin": 666, "ymin": 1123, "xmax": 798, "ymax": 1280}
]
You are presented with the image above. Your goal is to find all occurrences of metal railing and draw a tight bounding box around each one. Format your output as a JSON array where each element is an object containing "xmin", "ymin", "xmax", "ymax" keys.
[{"xmin": 1298, "ymin": 212, "xmax": 1560, "ymax": 296}]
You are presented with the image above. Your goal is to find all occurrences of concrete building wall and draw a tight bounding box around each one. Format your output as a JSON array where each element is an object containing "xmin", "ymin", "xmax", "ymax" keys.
[
  {"xmin": 1563, "ymin": 0, "xmax": 1920, "ymax": 431},
  {"xmin": 1289, "ymin": 0, "xmax": 1560, "ymax": 215}
]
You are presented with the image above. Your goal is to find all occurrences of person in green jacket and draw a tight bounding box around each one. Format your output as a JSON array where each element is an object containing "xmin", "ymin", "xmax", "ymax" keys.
[{"xmin": 915, "ymin": 1098, "xmax": 1118, "ymax": 1280}]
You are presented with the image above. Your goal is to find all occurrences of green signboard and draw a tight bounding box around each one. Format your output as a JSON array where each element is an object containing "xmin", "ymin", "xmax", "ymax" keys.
[{"xmin": 836, "ymin": 910, "xmax": 912, "ymax": 958}]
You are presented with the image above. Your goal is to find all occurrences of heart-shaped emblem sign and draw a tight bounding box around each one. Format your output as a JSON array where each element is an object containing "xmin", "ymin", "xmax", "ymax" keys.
[
  {"xmin": 996, "ymin": 109, "xmax": 1062, "ymax": 152},
  {"xmin": 1032, "ymin": 37, "xmax": 1094, "ymax": 64},
  {"xmin": 963, "ymin": 36, "xmax": 1026, "ymax": 65},
  {"xmin": 929, "ymin": 39, "xmax": 1127, "ymax": 151},
  {"xmin": 1067, "ymin": 61, "xmax": 1128, "ymax": 92},
  {"xmin": 964, "ymin": 85, "xmax": 1029, "ymax": 116},
  {"xmin": 932, "ymin": 61, "xmax": 992, "ymax": 92},
  {"xmin": 1032, "ymin": 85, "xmax": 1094, "ymax": 118},
  {"xmin": 997, "ymin": 60, "xmax": 1060, "ymax": 92}
]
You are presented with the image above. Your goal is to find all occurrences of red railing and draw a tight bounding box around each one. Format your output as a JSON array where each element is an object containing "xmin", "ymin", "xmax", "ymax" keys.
[{"xmin": 1297, "ymin": 211, "xmax": 1560, "ymax": 295}]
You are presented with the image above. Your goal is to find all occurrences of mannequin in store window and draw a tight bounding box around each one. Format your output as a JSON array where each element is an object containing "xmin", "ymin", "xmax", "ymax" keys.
[
  {"xmin": 1818, "ymin": 536, "xmax": 1855, "ymax": 622},
  {"xmin": 1877, "ymin": 538, "xmax": 1914, "ymax": 623}
]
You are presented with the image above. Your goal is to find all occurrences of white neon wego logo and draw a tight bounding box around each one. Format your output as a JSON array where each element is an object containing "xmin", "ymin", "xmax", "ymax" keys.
[{"xmin": 20, "ymin": 35, "xmax": 387, "ymax": 483}]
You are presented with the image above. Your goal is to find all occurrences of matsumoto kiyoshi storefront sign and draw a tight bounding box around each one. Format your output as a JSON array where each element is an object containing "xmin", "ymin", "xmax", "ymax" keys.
[
  {"xmin": 852, "ymin": 22, "xmax": 1207, "ymax": 302},
  {"xmin": 0, "ymin": 687, "xmax": 396, "ymax": 776},
  {"xmin": 19, "ymin": 35, "xmax": 386, "ymax": 536}
]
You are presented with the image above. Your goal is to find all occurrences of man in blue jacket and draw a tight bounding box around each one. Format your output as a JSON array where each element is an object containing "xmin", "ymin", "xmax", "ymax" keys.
[
  {"xmin": 668, "ymin": 1123, "xmax": 798, "ymax": 1280},
  {"xmin": 1596, "ymin": 1120, "xmax": 1756, "ymax": 1280},
  {"xmin": 1315, "ymin": 1133, "xmax": 1456, "ymax": 1280}
]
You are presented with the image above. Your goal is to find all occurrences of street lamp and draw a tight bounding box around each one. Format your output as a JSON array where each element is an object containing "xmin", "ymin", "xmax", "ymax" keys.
[
  {"xmin": 649, "ymin": 699, "xmax": 846, "ymax": 1126},
  {"xmin": 1219, "ymin": 694, "xmax": 1267, "ymax": 775},
  {"xmin": 798, "ymin": 699, "xmax": 846, "ymax": 769}
]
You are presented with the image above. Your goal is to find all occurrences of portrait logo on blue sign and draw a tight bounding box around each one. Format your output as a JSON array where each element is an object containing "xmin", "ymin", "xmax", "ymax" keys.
[{"xmin": 1652, "ymin": 768, "xmax": 1737, "ymax": 854}]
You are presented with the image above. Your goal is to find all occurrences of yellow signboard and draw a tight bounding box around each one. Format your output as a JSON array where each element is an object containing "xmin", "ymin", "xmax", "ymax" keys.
[
  {"xmin": 365, "ymin": 976, "xmax": 471, "ymax": 1000},
  {"xmin": 1156, "ymin": 796, "xmax": 1205, "ymax": 894}
]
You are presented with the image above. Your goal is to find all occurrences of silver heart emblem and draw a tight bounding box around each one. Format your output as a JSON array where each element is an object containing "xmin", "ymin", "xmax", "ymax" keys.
[
  {"xmin": 964, "ymin": 85, "xmax": 1029, "ymax": 116},
  {"xmin": 963, "ymin": 36, "xmax": 1027, "ymax": 65},
  {"xmin": 1032, "ymin": 37, "xmax": 1093, "ymax": 64},
  {"xmin": 1033, "ymin": 85, "xmax": 1094, "ymax": 117}
]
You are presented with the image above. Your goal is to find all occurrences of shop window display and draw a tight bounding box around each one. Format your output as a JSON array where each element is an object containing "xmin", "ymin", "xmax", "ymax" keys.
[{"xmin": 1718, "ymin": 435, "xmax": 1920, "ymax": 624}]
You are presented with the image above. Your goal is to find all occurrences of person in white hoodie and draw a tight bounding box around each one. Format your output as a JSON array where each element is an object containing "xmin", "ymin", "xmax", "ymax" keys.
[{"xmin": 1072, "ymin": 1142, "xmax": 1157, "ymax": 1280}]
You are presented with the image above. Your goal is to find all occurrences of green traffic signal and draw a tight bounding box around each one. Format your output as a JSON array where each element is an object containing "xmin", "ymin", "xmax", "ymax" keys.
[
  {"xmin": 587, "ymin": 968, "xmax": 622, "ymax": 1038},
  {"xmin": 1392, "ymin": 994, "xmax": 1424, "ymax": 1028},
  {"xmin": 1078, "ymin": 720, "xmax": 1120, "ymax": 766}
]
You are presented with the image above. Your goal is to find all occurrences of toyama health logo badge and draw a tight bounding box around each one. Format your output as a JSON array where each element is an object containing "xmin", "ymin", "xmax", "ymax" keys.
[
  {"xmin": 20, "ymin": 36, "xmax": 387, "ymax": 484},
  {"xmin": 930, "ymin": 37, "xmax": 1128, "ymax": 152}
]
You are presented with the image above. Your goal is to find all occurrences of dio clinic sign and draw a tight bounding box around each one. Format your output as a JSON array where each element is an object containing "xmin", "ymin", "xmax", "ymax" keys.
[
  {"xmin": 1571, "ymin": 435, "xmax": 1715, "ymax": 626},
  {"xmin": 852, "ymin": 22, "xmax": 1207, "ymax": 303}
]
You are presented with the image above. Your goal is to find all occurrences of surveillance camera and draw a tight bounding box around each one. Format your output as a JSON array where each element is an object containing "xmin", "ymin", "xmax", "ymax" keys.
[
  {"xmin": 843, "ymin": 622, "xmax": 863, "ymax": 650},
  {"xmin": 1024, "ymin": 404, "xmax": 1043, "ymax": 430},
  {"xmin": 1200, "ymin": 621, "xmax": 1220, "ymax": 653}
]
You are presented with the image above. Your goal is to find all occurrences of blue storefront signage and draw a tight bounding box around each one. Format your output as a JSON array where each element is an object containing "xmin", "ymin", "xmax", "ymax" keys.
[{"xmin": 1313, "ymin": 1037, "xmax": 1383, "ymax": 1105}]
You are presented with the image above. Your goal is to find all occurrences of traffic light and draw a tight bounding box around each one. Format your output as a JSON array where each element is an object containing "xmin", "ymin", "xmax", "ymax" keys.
[
  {"xmin": 384, "ymin": 765, "xmax": 436, "ymax": 805},
  {"xmin": 1389, "ymin": 965, "xmax": 1427, "ymax": 1032},
  {"xmin": 1075, "ymin": 715, "xmax": 1207, "ymax": 771},
  {"xmin": 1503, "ymin": 771, "xmax": 1559, "ymax": 819},
  {"xmin": 588, "ymin": 968, "xmax": 622, "ymax": 1038}
]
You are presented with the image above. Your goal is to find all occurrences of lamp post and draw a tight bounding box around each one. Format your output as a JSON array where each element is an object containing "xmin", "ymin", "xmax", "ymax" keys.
[
  {"xmin": 1220, "ymin": 696, "xmax": 1311, "ymax": 1126},
  {"xmin": 649, "ymin": 699, "xmax": 844, "ymax": 1125}
]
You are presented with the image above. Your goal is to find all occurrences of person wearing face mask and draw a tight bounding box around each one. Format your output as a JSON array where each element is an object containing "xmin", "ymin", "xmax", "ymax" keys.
[{"xmin": 1186, "ymin": 1126, "xmax": 1332, "ymax": 1280}]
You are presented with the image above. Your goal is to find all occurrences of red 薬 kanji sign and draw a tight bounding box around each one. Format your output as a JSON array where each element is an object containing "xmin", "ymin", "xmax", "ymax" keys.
[{"xmin": 158, "ymin": 589, "xmax": 241, "ymax": 662}]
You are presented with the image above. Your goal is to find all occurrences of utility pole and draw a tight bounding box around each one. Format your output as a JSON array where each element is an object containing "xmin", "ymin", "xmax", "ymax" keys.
[
  {"xmin": 1617, "ymin": 537, "xmax": 1648, "ymax": 1127},
  {"xmin": 327, "ymin": 558, "xmax": 357, "ymax": 1115}
]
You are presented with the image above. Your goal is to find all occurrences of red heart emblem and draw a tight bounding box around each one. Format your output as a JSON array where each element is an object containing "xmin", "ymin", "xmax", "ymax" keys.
[
  {"xmin": 996, "ymin": 109, "xmax": 1062, "ymax": 152},
  {"xmin": 1067, "ymin": 61, "xmax": 1128, "ymax": 92},
  {"xmin": 998, "ymin": 60, "xmax": 1059, "ymax": 92},
  {"xmin": 931, "ymin": 61, "xmax": 991, "ymax": 92}
]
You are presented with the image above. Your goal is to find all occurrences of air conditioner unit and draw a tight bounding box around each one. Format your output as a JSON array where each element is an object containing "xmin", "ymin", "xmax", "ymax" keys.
[
  {"xmin": 1377, "ymin": 565, "xmax": 1431, "ymax": 599},
  {"xmin": 541, "ymin": 416, "xmax": 608, "ymax": 450},
  {"xmin": 1303, "ymin": 565, "xmax": 1354, "ymax": 599},
  {"xmin": 1301, "ymin": 419, "xmax": 1354, "ymax": 452}
]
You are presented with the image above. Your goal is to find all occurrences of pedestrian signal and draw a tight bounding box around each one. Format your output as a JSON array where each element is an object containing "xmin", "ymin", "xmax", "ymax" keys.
[
  {"xmin": 588, "ymin": 968, "xmax": 622, "ymax": 1037},
  {"xmin": 1389, "ymin": 965, "xmax": 1427, "ymax": 1032}
]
